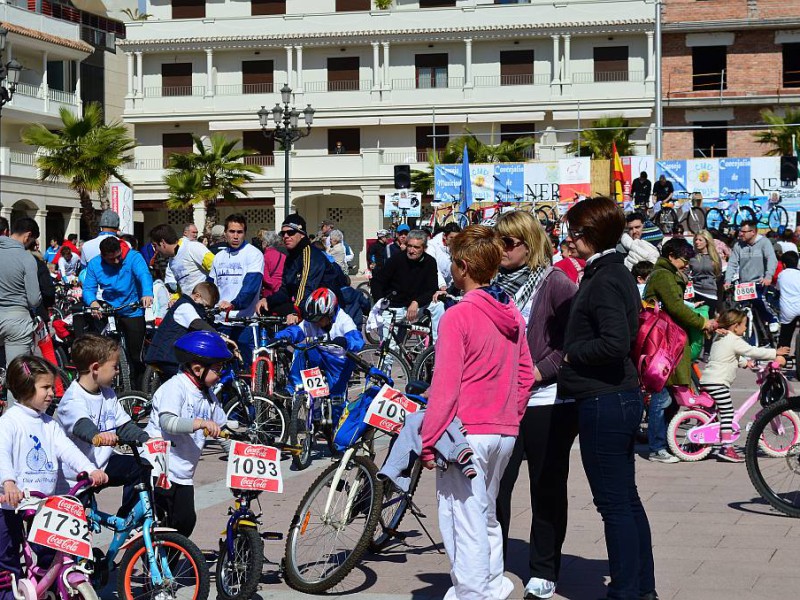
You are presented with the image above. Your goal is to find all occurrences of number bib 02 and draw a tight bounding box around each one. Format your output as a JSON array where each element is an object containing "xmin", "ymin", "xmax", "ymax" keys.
[
  {"xmin": 141, "ymin": 438, "xmax": 171, "ymax": 490},
  {"xmin": 363, "ymin": 384, "xmax": 421, "ymax": 434},
  {"xmin": 301, "ymin": 367, "xmax": 329, "ymax": 398},
  {"xmin": 226, "ymin": 441, "xmax": 283, "ymax": 493},
  {"xmin": 734, "ymin": 282, "xmax": 758, "ymax": 302},
  {"xmin": 29, "ymin": 496, "xmax": 92, "ymax": 559}
]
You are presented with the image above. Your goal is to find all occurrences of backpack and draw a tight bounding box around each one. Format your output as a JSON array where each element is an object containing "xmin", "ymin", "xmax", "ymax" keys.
[{"xmin": 631, "ymin": 301, "xmax": 687, "ymax": 392}]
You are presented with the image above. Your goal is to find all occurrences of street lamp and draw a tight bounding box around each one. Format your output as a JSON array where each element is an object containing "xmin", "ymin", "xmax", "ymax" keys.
[{"xmin": 258, "ymin": 84, "xmax": 314, "ymax": 222}]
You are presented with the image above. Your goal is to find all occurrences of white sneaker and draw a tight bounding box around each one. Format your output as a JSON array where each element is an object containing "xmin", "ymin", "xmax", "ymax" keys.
[
  {"xmin": 497, "ymin": 576, "xmax": 514, "ymax": 600},
  {"xmin": 648, "ymin": 449, "xmax": 680, "ymax": 464},
  {"xmin": 524, "ymin": 577, "xmax": 556, "ymax": 599}
]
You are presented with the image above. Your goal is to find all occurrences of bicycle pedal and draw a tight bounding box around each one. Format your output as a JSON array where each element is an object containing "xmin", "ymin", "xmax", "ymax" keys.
[
  {"xmin": 261, "ymin": 531, "xmax": 283, "ymax": 541},
  {"xmin": 281, "ymin": 444, "xmax": 304, "ymax": 456}
]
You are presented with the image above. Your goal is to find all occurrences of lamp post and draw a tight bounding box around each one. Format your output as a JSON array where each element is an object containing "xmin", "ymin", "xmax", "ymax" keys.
[
  {"xmin": 0, "ymin": 27, "xmax": 22, "ymax": 207},
  {"xmin": 258, "ymin": 84, "xmax": 314, "ymax": 223}
]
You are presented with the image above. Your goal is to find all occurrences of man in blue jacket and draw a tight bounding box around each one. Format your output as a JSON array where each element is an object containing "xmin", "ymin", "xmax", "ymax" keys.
[{"xmin": 83, "ymin": 236, "xmax": 154, "ymax": 388}]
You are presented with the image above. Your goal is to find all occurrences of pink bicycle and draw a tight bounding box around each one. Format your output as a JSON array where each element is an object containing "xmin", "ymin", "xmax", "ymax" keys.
[
  {"xmin": 8, "ymin": 477, "xmax": 97, "ymax": 600},
  {"xmin": 667, "ymin": 362, "xmax": 800, "ymax": 462}
]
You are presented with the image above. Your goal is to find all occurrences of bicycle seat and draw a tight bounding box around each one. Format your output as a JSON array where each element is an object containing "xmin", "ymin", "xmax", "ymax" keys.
[
  {"xmin": 670, "ymin": 385, "xmax": 715, "ymax": 409},
  {"xmin": 405, "ymin": 380, "xmax": 429, "ymax": 396}
]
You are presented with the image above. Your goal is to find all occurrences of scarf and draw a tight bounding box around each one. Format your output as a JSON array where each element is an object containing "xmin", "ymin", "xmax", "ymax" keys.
[{"xmin": 494, "ymin": 264, "xmax": 547, "ymax": 310}]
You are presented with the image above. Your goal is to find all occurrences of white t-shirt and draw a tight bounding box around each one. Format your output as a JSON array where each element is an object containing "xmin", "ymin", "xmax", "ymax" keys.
[
  {"xmin": 778, "ymin": 241, "xmax": 798, "ymax": 255},
  {"xmin": 210, "ymin": 243, "xmax": 265, "ymax": 320},
  {"xmin": 56, "ymin": 381, "xmax": 131, "ymax": 483},
  {"xmin": 426, "ymin": 233, "xmax": 452, "ymax": 289},
  {"xmin": 165, "ymin": 238, "xmax": 214, "ymax": 295},
  {"xmin": 147, "ymin": 279, "xmax": 171, "ymax": 321},
  {"xmin": 778, "ymin": 268, "xmax": 800, "ymax": 324},
  {"xmin": 173, "ymin": 302, "xmax": 203, "ymax": 328},
  {"xmin": 58, "ymin": 254, "xmax": 80, "ymax": 279},
  {"xmin": 80, "ymin": 232, "xmax": 122, "ymax": 266},
  {"xmin": 144, "ymin": 373, "xmax": 225, "ymax": 485}
]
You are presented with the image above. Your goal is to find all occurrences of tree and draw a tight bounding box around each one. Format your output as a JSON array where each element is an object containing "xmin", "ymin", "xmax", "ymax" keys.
[
  {"xmin": 753, "ymin": 108, "xmax": 800, "ymax": 156},
  {"xmin": 121, "ymin": 8, "xmax": 152, "ymax": 20},
  {"xmin": 566, "ymin": 116, "xmax": 639, "ymax": 159},
  {"xmin": 163, "ymin": 134, "xmax": 261, "ymax": 235},
  {"xmin": 22, "ymin": 102, "xmax": 136, "ymax": 237}
]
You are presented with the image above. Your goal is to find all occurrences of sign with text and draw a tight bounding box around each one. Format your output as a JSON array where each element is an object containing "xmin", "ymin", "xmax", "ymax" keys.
[
  {"xmin": 29, "ymin": 496, "xmax": 92, "ymax": 559},
  {"xmin": 301, "ymin": 367, "xmax": 329, "ymax": 398},
  {"xmin": 363, "ymin": 384, "xmax": 421, "ymax": 434},
  {"xmin": 734, "ymin": 282, "xmax": 758, "ymax": 302},
  {"xmin": 226, "ymin": 441, "xmax": 282, "ymax": 493}
]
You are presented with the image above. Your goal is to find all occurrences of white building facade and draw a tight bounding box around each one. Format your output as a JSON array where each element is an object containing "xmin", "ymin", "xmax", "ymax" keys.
[{"xmin": 121, "ymin": 0, "xmax": 657, "ymax": 267}]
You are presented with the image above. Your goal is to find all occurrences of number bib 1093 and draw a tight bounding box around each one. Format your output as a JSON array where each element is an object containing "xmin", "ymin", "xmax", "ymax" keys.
[
  {"xmin": 301, "ymin": 367, "xmax": 329, "ymax": 398},
  {"xmin": 142, "ymin": 438, "xmax": 171, "ymax": 490},
  {"xmin": 29, "ymin": 496, "xmax": 92, "ymax": 559},
  {"xmin": 734, "ymin": 282, "xmax": 758, "ymax": 302},
  {"xmin": 226, "ymin": 441, "xmax": 283, "ymax": 493},
  {"xmin": 363, "ymin": 384, "xmax": 421, "ymax": 434}
]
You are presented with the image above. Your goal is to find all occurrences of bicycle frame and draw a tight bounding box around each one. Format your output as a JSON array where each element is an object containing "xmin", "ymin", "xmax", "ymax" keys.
[
  {"xmin": 222, "ymin": 492, "xmax": 261, "ymax": 561},
  {"xmin": 251, "ymin": 324, "xmax": 277, "ymax": 397}
]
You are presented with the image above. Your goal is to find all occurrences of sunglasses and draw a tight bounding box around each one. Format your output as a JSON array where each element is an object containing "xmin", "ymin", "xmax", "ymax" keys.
[
  {"xmin": 501, "ymin": 237, "xmax": 525, "ymax": 251},
  {"xmin": 568, "ymin": 229, "xmax": 586, "ymax": 241},
  {"xmin": 279, "ymin": 230, "xmax": 300, "ymax": 238}
]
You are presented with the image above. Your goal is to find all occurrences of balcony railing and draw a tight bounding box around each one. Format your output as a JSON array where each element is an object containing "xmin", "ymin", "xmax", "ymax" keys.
[
  {"xmin": 216, "ymin": 83, "xmax": 275, "ymax": 95},
  {"xmin": 392, "ymin": 77, "xmax": 465, "ymax": 90},
  {"xmin": 48, "ymin": 88, "xmax": 79, "ymax": 105},
  {"xmin": 14, "ymin": 81, "xmax": 41, "ymax": 98},
  {"xmin": 572, "ymin": 70, "xmax": 644, "ymax": 84},
  {"xmin": 9, "ymin": 150, "xmax": 36, "ymax": 166},
  {"xmin": 144, "ymin": 86, "xmax": 206, "ymax": 98},
  {"xmin": 127, "ymin": 158, "xmax": 169, "ymax": 169},
  {"xmin": 243, "ymin": 154, "xmax": 274, "ymax": 166},
  {"xmin": 304, "ymin": 80, "xmax": 373, "ymax": 92},
  {"xmin": 474, "ymin": 73, "xmax": 550, "ymax": 87}
]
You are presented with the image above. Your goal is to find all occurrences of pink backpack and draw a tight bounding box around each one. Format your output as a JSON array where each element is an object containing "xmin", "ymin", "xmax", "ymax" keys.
[{"xmin": 632, "ymin": 302, "xmax": 687, "ymax": 392}]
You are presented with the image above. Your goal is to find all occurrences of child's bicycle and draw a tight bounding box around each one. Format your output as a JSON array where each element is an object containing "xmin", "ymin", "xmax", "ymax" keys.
[{"xmin": 667, "ymin": 361, "xmax": 800, "ymax": 461}]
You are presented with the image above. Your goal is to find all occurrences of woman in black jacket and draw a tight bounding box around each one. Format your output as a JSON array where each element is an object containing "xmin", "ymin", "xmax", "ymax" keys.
[{"xmin": 557, "ymin": 197, "xmax": 657, "ymax": 600}]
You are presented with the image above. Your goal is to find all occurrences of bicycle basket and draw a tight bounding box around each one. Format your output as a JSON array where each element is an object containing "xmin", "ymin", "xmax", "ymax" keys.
[
  {"xmin": 759, "ymin": 371, "xmax": 789, "ymax": 407},
  {"xmin": 333, "ymin": 386, "xmax": 380, "ymax": 452}
]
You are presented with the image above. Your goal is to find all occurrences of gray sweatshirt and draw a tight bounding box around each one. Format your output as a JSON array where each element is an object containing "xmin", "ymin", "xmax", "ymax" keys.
[
  {"xmin": 0, "ymin": 236, "xmax": 41, "ymax": 310},
  {"xmin": 725, "ymin": 235, "xmax": 778, "ymax": 285}
]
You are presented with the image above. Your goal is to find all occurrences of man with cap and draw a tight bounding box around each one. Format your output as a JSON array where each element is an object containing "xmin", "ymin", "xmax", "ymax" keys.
[
  {"xmin": 208, "ymin": 224, "xmax": 227, "ymax": 254},
  {"xmin": 81, "ymin": 209, "xmax": 123, "ymax": 266},
  {"xmin": 368, "ymin": 229, "xmax": 390, "ymax": 278},
  {"xmin": 387, "ymin": 224, "xmax": 409, "ymax": 260}
]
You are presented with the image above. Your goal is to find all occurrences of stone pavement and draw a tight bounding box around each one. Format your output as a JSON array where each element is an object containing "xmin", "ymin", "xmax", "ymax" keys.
[{"xmin": 96, "ymin": 370, "xmax": 800, "ymax": 599}]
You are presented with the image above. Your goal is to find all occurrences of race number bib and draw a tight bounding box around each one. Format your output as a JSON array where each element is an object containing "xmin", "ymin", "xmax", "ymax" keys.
[
  {"xmin": 363, "ymin": 384, "xmax": 421, "ymax": 434},
  {"xmin": 684, "ymin": 282, "xmax": 695, "ymax": 300},
  {"xmin": 29, "ymin": 496, "xmax": 92, "ymax": 559},
  {"xmin": 301, "ymin": 367, "xmax": 329, "ymax": 398},
  {"xmin": 734, "ymin": 282, "xmax": 758, "ymax": 302},
  {"xmin": 141, "ymin": 438, "xmax": 171, "ymax": 490},
  {"xmin": 105, "ymin": 315, "xmax": 117, "ymax": 334},
  {"xmin": 226, "ymin": 441, "xmax": 283, "ymax": 493}
]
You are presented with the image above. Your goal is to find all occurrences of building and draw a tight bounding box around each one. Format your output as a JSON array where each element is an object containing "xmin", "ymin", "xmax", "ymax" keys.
[
  {"xmin": 662, "ymin": 0, "xmax": 800, "ymax": 159},
  {"xmin": 121, "ymin": 0, "xmax": 658, "ymax": 267}
]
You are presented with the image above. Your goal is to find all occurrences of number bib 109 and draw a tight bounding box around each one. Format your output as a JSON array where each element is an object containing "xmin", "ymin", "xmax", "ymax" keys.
[
  {"xmin": 29, "ymin": 496, "xmax": 92, "ymax": 559},
  {"xmin": 301, "ymin": 367, "xmax": 329, "ymax": 398},
  {"xmin": 734, "ymin": 282, "xmax": 758, "ymax": 302},
  {"xmin": 226, "ymin": 441, "xmax": 283, "ymax": 493},
  {"xmin": 142, "ymin": 438, "xmax": 171, "ymax": 490},
  {"xmin": 363, "ymin": 384, "xmax": 421, "ymax": 434}
]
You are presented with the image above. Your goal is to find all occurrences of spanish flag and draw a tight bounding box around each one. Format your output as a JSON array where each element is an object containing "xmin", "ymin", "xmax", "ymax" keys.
[{"xmin": 611, "ymin": 141, "xmax": 625, "ymax": 204}]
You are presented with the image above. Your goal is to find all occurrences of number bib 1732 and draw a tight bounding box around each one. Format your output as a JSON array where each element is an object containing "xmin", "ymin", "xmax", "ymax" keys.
[
  {"xmin": 734, "ymin": 281, "xmax": 758, "ymax": 302},
  {"xmin": 142, "ymin": 438, "xmax": 171, "ymax": 490},
  {"xmin": 301, "ymin": 367, "xmax": 329, "ymax": 398},
  {"xmin": 363, "ymin": 384, "xmax": 421, "ymax": 434},
  {"xmin": 226, "ymin": 441, "xmax": 283, "ymax": 493},
  {"xmin": 29, "ymin": 496, "xmax": 92, "ymax": 559}
]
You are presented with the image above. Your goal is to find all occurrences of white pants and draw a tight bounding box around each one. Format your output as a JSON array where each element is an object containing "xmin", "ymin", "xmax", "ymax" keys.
[
  {"xmin": 382, "ymin": 302, "xmax": 444, "ymax": 345},
  {"xmin": 437, "ymin": 433, "xmax": 516, "ymax": 600}
]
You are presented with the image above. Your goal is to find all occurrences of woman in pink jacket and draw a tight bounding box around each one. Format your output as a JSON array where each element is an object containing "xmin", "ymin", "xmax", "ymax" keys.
[
  {"xmin": 420, "ymin": 225, "xmax": 535, "ymax": 600},
  {"xmin": 261, "ymin": 230, "xmax": 286, "ymax": 300}
]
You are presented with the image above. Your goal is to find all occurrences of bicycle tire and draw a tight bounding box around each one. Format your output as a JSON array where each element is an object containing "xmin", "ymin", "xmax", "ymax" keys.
[
  {"xmin": 411, "ymin": 346, "xmax": 436, "ymax": 384},
  {"xmin": 769, "ymin": 206, "xmax": 789, "ymax": 232},
  {"xmin": 666, "ymin": 410, "xmax": 714, "ymax": 462},
  {"xmin": 117, "ymin": 390, "xmax": 151, "ymax": 426},
  {"xmin": 283, "ymin": 455, "xmax": 383, "ymax": 593},
  {"xmin": 74, "ymin": 581, "xmax": 100, "ymax": 600},
  {"xmin": 117, "ymin": 530, "xmax": 210, "ymax": 600},
  {"xmin": 705, "ymin": 208, "xmax": 726, "ymax": 232},
  {"xmin": 370, "ymin": 459, "xmax": 423, "ymax": 552},
  {"xmin": 253, "ymin": 361, "xmax": 268, "ymax": 397},
  {"xmin": 142, "ymin": 365, "xmax": 163, "ymax": 398},
  {"xmin": 355, "ymin": 345, "xmax": 412, "ymax": 392},
  {"xmin": 117, "ymin": 346, "xmax": 133, "ymax": 393},
  {"xmin": 224, "ymin": 395, "xmax": 288, "ymax": 445},
  {"xmin": 733, "ymin": 206, "xmax": 756, "ymax": 228},
  {"xmin": 684, "ymin": 207, "xmax": 706, "ymax": 234},
  {"xmin": 654, "ymin": 208, "xmax": 677, "ymax": 234},
  {"xmin": 745, "ymin": 398, "xmax": 800, "ymax": 517},
  {"xmin": 215, "ymin": 525, "xmax": 264, "ymax": 600},
  {"xmin": 288, "ymin": 395, "xmax": 314, "ymax": 470}
]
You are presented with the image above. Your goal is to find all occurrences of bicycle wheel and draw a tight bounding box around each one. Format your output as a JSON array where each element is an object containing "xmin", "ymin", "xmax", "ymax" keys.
[
  {"xmin": 142, "ymin": 365, "xmax": 163, "ymax": 397},
  {"xmin": 411, "ymin": 346, "xmax": 436, "ymax": 384},
  {"xmin": 371, "ymin": 459, "xmax": 423, "ymax": 552},
  {"xmin": 117, "ymin": 530, "xmax": 210, "ymax": 600},
  {"xmin": 535, "ymin": 208, "xmax": 553, "ymax": 229},
  {"xmin": 769, "ymin": 206, "xmax": 789, "ymax": 232},
  {"xmin": 283, "ymin": 455, "xmax": 383, "ymax": 593},
  {"xmin": 74, "ymin": 581, "xmax": 100, "ymax": 600},
  {"xmin": 666, "ymin": 410, "xmax": 714, "ymax": 462},
  {"xmin": 224, "ymin": 396, "xmax": 287, "ymax": 445},
  {"xmin": 684, "ymin": 207, "xmax": 706, "ymax": 234},
  {"xmin": 654, "ymin": 208, "xmax": 677, "ymax": 234},
  {"xmin": 215, "ymin": 525, "xmax": 264, "ymax": 600},
  {"xmin": 746, "ymin": 398, "xmax": 800, "ymax": 517},
  {"xmin": 355, "ymin": 345, "xmax": 412, "ymax": 391},
  {"xmin": 117, "ymin": 391, "xmax": 151, "ymax": 426},
  {"xmin": 288, "ymin": 395, "xmax": 314, "ymax": 470},
  {"xmin": 732, "ymin": 206, "xmax": 756, "ymax": 228},
  {"xmin": 756, "ymin": 406, "xmax": 800, "ymax": 458},
  {"xmin": 705, "ymin": 208, "xmax": 726, "ymax": 232}
]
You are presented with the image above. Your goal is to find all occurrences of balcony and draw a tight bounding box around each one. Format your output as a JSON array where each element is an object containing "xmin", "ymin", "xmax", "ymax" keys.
[
  {"xmin": 4, "ymin": 81, "xmax": 81, "ymax": 123},
  {"xmin": 392, "ymin": 77, "xmax": 465, "ymax": 90},
  {"xmin": 0, "ymin": 148, "xmax": 39, "ymax": 179},
  {"xmin": 216, "ymin": 83, "xmax": 276, "ymax": 96},
  {"xmin": 474, "ymin": 74, "xmax": 550, "ymax": 87},
  {"xmin": 304, "ymin": 80, "xmax": 373, "ymax": 93},
  {"xmin": 571, "ymin": 70, "xmax": 645, "ymax": 84},
  {"xmin": 144, "ymin": 86, "xmax": 207, "ymax": 98}
]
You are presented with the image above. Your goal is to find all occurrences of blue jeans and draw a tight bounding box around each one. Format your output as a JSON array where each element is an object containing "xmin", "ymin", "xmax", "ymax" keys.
[
  {"xmin": 647, "ymin": 389, "xmax": 672, "ymax": 453},
  {"xmin": 217, "ymin": 324, "xmax": 255, "ymax": 367},
  {"xmin": 578, "ymin": 389, "xmax": 656, "ymax": 600}
]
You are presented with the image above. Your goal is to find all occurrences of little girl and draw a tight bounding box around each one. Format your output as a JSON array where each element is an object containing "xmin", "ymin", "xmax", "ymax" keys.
[
  {"xmin": 700, "ymin": 309, "xmax": 789, "ymax": 462},
  {"xmin": 0, "ymin": 356, "xmax": 107, "ymax": 600}
]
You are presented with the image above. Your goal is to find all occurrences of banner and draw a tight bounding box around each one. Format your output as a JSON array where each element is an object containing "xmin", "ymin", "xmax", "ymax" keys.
[
  {"xmin": 558, "ymin": 157, "xmax": 592, "ymax": 200},
  {"xmin": 622, "ymin": 156, "xmax": 656, "ymax": 202},
  {"xmin": 685, "ymin": 159, "xmax": 720, "ymax": 201},
  {"xmin": 109, "ymin": 179, "xmax": 134, "ymax": 234},
  {"xmin": 523, "ymin": 162, "xmax": 561, "ymax": 202},
  {"xmin": 384, "ymin": 190, "xmax": 422, "ymax": 218}
]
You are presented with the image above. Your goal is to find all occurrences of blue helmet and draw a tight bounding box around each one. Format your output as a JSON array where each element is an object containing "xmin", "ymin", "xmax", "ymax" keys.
[{"xmin": 174, "ymin": 330, "xmax": 232, "ymax": 366}]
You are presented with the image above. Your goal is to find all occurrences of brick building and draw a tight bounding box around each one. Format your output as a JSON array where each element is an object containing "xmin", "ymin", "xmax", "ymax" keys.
[{"xmin": 662, "ymin": 0, "xmax": 800, "ymax": 159}]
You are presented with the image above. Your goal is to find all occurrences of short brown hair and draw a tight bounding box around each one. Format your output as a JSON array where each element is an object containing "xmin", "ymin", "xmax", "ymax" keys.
[
  {"xmin": 191, "ymin": 281, "xmax": 220, "ymax": 306},
  {"xmin": 566, "ymin": 196, "xmax": 625, "ymax": 252},
  {"xmin": 449, "ymin": 225, "xmax": 504, "ymax": 285},
  {"xmin": 717, "ymin": 308, "xmax": 747, "ymax": 330},
  {"xmin": 6, "ymin": 355, "xmax": 56, "ymax": 405},
  {"xmin": 71, "ymin": 335, "xmax": 120, "ymax": 373}
]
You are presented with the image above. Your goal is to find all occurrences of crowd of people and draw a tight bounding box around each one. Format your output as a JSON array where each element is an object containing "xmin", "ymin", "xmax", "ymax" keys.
[{"xmin": 1, "ymin": 195, "xmax": 800, "ymax": 600}]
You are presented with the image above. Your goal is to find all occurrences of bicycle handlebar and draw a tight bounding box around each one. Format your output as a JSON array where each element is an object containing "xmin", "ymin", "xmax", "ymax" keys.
[{"xmin": 76, "ymin": 301, "xmax": 142, "ymax": 316}]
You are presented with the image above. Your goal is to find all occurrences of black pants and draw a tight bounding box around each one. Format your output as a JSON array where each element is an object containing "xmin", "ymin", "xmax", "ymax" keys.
[
  {"xmin": 118, "ymin": 315, "xmax": 146, "ymax": 389},
  {"xmin": 104, "ymin": 453, "xmax": 147, "ymax": 517},
  {"xmin": 496, "ymin": 402, "xmax": 579, "ymax": 583},
  {"xmin": 779, "ymin": 317, "xmax": 799, "ymax": 348},
  {"xmin": 154, "ymin": 482, "xmax": 196, "ymax": 538}
]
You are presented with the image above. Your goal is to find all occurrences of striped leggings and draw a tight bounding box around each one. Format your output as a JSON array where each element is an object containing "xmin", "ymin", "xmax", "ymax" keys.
[{"xmin": 699, "ymin": 384, "xmax": 735, "ymax": 436}]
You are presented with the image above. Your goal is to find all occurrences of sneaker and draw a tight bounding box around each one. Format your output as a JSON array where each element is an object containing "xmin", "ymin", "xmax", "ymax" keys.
[
  {"xmin": 524, "ymin": 577, "xmax": 556, "ymax": 599},
  {"xmin": 717, "ymin": 446, "xmax": 744, "ymax": 463},
  {"xmin": 648, "ymin": 450, "xmax": 680, "ymax": 463}
]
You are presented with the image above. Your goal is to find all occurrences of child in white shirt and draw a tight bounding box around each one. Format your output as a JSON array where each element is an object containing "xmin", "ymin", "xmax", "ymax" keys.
[{"xmin": 777, "ymin": 251, "xmax": 800, "ymax": 348}]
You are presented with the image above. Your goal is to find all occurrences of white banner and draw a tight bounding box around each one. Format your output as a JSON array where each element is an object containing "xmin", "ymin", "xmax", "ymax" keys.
[{"xmin": 109, "ymin": 179, "xmax": 134, "ymax": 234}]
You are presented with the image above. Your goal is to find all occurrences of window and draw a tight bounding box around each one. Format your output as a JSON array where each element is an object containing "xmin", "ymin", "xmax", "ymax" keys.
[
  {"xmin": 416, "ymin": 125, "xmax": 449, "ymax": 161},
  {"xmin": 171, "ymin": 0, "xmax": 204, "ymax": 19},
  {"xmin": 242, "ymin": 131, "xmax": 274, "ymax": 165},
  {"xmin": 335, "ymin": 0, "xmax": 369, "ymax": 10},
  {"xmin": 693, "ymin": 121, "xmax": 727, "ymax": 158},
  {"xmin": 415, "ymin": 54, "xmax": 448, "ymax": 89},
  {"xmin": 500, "ymin": 50, "xmax": 534, "ymax": 85},
  {"xmin": 783, "ymin": 43, "xmax": 800, "ymax": 88},
  {"xmin": 692, "ymin": 46, "xmax": 726, "ymax": 91},
  {"xmin": 251, "ymin": 0, "xmax": 285, "ymax": 15},
  {"xmin": 163, "ymin": 133, "xmax": 194, "ymax": 167},
  {"xmin": 500, "ymin": 123, "xmax": 535, "ymax": 143},
  {"xmin": 327, "ymin": 129, "xmax": 360, "ymax": 154},
  {"xmin": 420, "ymin": 0, "xmax": 455, "ymax": 6},
  {"xmin": 593, "ymin": 46, "xmax": 628, "ymax": 82},
  {"xmin": 161, "ymin": 63, "xmax": 193, "ymax": 96},
  {"xmin": 327, "ymin": 57, "xmax": 360, "ymax": 91},
  {"xmin": 242, "ymin": 60, "xmax": 273, "ymax": 94}
]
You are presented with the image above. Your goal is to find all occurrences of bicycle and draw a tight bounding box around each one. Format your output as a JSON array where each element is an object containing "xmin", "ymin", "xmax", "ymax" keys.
[
  {"xmin": 733, "ymin": 191, "xmax": 788, "ymax": 232},
  {"xmin": 653, "ymin": 192, "xmax": 706, "ymax": 234},
  {"xmin": 667, "ymin": 361, "xmax": 800, "ymax": 461}
]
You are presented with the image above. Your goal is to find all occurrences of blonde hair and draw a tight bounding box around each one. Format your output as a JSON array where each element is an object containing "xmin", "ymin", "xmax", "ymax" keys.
[
  {"xmin": 695, "ymin": 230, "xmax": 721, "ymax": 276},
  {"xmin": 718, "ymin": 308, "xmax": 747, "ymax": 330},
  {"xmin": 495, "ymin": 210, "xmax": 551, "ymax": 269},
  {"xmin": 449, "ymin": 225, "xmax": 504, "ymax": 284}
]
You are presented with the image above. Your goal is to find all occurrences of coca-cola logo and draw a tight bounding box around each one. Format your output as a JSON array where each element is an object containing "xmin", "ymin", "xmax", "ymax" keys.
[
  {"xmin": 46, "ymin": 534, "xmax": 81, "ymax": 553},
  {"xmin": 148, "ymin": 440, "xmax": 168, "ymax": 453},
  {"xmin": 238, "ymin": 476, "xmax": 271, "ymax": 490},
  {"xmin": 378, "ymin": 418, "xmax": 400, "ymax": 433},
  {"xmin": 50, "ymin": 498, "xmax": 84, "ymax": 519},
  {"xmin": 240, "ymin": 445, "xmax": 272, "ymax": 459}
]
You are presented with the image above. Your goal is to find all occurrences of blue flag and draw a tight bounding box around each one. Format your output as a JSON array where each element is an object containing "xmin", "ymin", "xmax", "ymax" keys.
[{"xmin": 459, "ymin": 145, "xmax": 472, "ymax": 214}]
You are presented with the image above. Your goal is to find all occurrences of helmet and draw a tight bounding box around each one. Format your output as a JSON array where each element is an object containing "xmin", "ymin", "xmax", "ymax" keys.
[
  {"xmin": 303, "ymin": 288, "xmax": 338, "ymax": 323},
  {"xmin": 480, "ymin": 218, "xmax": 497, "ymax": 228},
  {"xmin": 174, "ymin": 330, "xmax": 232, "ymax": 366}
]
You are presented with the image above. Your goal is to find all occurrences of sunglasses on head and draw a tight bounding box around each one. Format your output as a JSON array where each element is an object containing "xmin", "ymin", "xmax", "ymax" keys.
[{"xmin": 501, "ymin": 237, "xmax": 524, "ymax": 250}]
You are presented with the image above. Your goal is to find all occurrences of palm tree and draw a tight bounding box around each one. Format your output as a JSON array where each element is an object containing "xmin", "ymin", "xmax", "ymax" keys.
[
  {"xmin": 567, "ymin": 116, "xmax": 639, "ymax": 158},
  {"xmin": 753, "ymin": 108, "xmax": 800, "ymax": 156},
  {"xmin": 164, "ymin": 134, "xmax": 261, "ymax": 235},
  {"xmin": 22, "ymin": 102, "xmax": 136, "ymax": 236},
  {"xmin": 121, "ymin": 8, "xmax": 152, "ymax": 20}
]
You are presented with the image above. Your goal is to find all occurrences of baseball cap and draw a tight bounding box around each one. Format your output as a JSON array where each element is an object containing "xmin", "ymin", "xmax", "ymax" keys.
[
  {"xmin": 396, "ymin": 224, "xmax": 410, "ymax": 233},
  {"xmin": 376, "ymin": 229, "xmax": 389, "ymax": 237},
  {"xmin": 99, "ymin": 210, "xmax": 120, "ymax": 229}
]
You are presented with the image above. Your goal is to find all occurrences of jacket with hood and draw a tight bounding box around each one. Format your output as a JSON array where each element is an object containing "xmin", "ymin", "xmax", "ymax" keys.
[
  {"xmin": 270, "ymin": 236, "xmax": 347, "ymax": 312},
  {"xmin": 420, "ymin": 286, "xmax": 535, "ymax": 461},
  {"xmin": 83, "ymin": 247, "xmax": 154, "ymax": 318},
  {"xmin": 725, "ymin": 235, "xmax": 778, "ymax": 284},
  {"xmin": 0, "ymin": 236, "xmax": 41, "ymax": 310}
]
